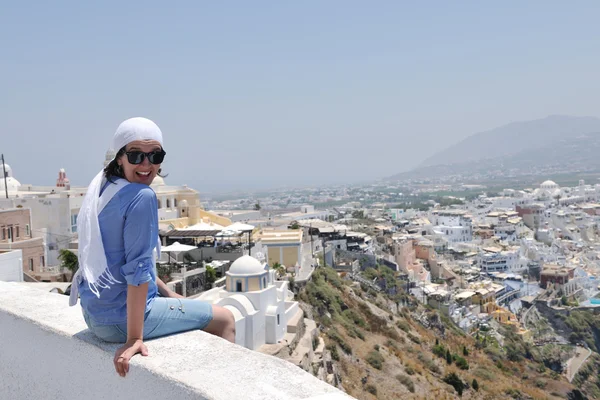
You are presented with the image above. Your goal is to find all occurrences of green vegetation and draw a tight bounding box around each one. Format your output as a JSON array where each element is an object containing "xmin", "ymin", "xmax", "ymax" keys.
[
  {"xmin": 396, "ymin": 374, "xmax": 415, "ymax": 393},
  {"xmin": 326, "ymin": 344, "xmax": 340, "ymax": 361},
  {"xmin": 58, "ymin": 249, "xmax": 79, "ymax": 279},
  {"xmin": 365, "ymin": 384, "xmax": 377, "ymax": 395},
  {"xmin": 454, "ymin": 355, "xmax": 469, "ymax": 370},
  {"xmin": 432, "ymin": 344, "xmax": 446, "ymax": 358},
  {"xmin": 563, "ymin": 310, "xmax": 600, "ymax": 351},
  {"xmin": 472, "ymin": 378, "xmax": 479, "ymax": 391},
  {"xmin": 573, "ymin": 354, "xmax": 600, "ymax": 399},
  {"xmin": 443, "ymin": 372, "xmax": 465, "ymax": 396},
  {"xmin": 328, "ymin": 330, "xmax": 352, "ymax": 355},
  {"xmin": 205, "ymin": 265, "xmax": 217, "ymax": 286},
  {"xmin": 366, "ymin": 350, "xmax": 385, "ymax": 370}
]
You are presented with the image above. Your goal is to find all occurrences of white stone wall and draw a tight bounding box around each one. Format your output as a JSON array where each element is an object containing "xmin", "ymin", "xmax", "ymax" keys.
[
  {"xmin": 0, "ymin": 250, "xmax": 23, "ymax": 282},
  {"xmin": 0, "ymin": 282, "xmax": 353, "ymax": 400}
]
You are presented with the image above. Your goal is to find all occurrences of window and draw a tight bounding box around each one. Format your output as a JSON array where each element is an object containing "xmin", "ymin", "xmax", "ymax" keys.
[
  {"xmin": 1, "ymin": 227, "xmax": 5, "ymax": 240},
  {"xmin": 277, "ymin": 314, "xmax": 280, "ymax": 325},
  {"xmin": 15, "ymin": 226, "xmax": 19, "ymax": 238},
  {"xmin": 26, "ymin": 224, "xmax": 30, "ymax": 236},
  {"xmin": 263, "ymin": 277, "xmax": 266, "ymax": 288},
  {"xmin": 174, "ymin": 199, "xmax": 177, "ymax": 207},
  {"xmin": 166, "ymin": 199, "xmax": 171, "ymax": 208},
  {"xmin": 236, "ymin": 281, "xmax": 242, "ymax": 292},
  {"xmin": 40, "ymin": 256, "xmax": 45, "ymax": 267},
  {"xmin": 29, "ymin": 258, "xmax": 34, "ymax": 272},
  {"xmin": 71, "ymin": 214, "xmax": 78, "ymax": 233},
  {"xmin": 157, "ymin": 199, "xmax": 162, "ymax": 209},
  {"xmin": 7, "ymin": 226, "xmax": 13, "ymax": 241}
]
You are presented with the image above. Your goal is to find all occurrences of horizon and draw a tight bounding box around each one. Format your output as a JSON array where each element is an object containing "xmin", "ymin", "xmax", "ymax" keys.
[{"xmin": 2, "ymin": 2, "xmax": 600, "ymax": 193}]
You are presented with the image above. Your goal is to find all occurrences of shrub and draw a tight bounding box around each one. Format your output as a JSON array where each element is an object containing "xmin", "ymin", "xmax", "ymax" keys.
[
  {"xmin": 446, "ymin": 349, "xmax": 453, "ymax": 365},
  {"xmin": 326, "ymin": 344, "xmax": 339, "ymax": 361},
  {"xmin": 366, "ymin": 350, "xmax": 385, "ymax": 370},
  {"xmin": 454, "ymin": 355, "xmax": 469, "ymax": 370},
  {"xmin": 472, "ymin": 378, "xmax": 479, "ymax": 391},
  {"xmin": 443, "ymin": 372, "xmax": 464, "ymax": 396},
  {"xmin": 328, "ymin": 330, "xmax": 352, "ymax": 355},
  {"xmin": 405, "ymin": 366, "xmax": 415, "ymax": 375},
  {"xmin": 505, "ymin": 388, "xmax": 522, "ymax": 399},
  {"xmin": 396, "ymin": 374, "xmax": 415, "ymax": 393},
  {"xmin": 365, "ymin": 384, "xmax": 377, "ymax": 395},
  {"xmin": 374, "ymin": 344, "xmax": 380, "ymax": 351},
  {"xmin": 535, "ymin": 380, "xmax": 547, "ymax": 389},
  {"xmin": 397, "ymin": 320, "xmax": 411, "ymax": 332},
  {"xmin": 432, "ymin": 344, "xmax": 446, "ymax": 358},
  {"xmin": 342, "ymin": 309, "xmax": 367, "ymax": 328},
  {"xmin": 407, "ymin": 333, "xmax": 421, "ymax": 344}
]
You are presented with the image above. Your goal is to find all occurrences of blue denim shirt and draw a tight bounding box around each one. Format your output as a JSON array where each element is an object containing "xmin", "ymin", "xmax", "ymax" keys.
[{"xmin": 79, "ymin": 179, "xmax": 159, "ymax": 325}]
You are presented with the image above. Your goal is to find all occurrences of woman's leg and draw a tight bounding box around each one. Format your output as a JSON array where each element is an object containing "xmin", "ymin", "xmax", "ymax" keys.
[
  {"xmin": 203, "ymin": 305, "xmax": 236, "ymax": 343},
  {"xmin": 143, "ymin": 298, "xmax": 235, "ymax": 342}
]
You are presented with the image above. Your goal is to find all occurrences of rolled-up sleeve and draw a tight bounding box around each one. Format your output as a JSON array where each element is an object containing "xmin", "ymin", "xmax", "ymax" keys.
[{"xmin": 121, "ymin": 187, "xmax": 158, "ymax": 286}]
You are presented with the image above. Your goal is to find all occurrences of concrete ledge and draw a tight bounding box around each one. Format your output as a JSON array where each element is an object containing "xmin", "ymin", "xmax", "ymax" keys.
[{"xmin": 0, "ymin": 282, "xmax": 354, "ymax": 400}]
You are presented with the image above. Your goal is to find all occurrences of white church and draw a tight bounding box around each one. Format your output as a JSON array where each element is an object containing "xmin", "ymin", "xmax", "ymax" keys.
[{"xmin": 197, "ymin": 255, "xmax": 301, "ymax": 350}]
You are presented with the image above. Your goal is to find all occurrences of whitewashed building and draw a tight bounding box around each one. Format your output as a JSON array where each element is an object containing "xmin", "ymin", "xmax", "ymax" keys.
[{"xmin": 197, "ymin": 255, "xmax": 301, "ymax": 350}]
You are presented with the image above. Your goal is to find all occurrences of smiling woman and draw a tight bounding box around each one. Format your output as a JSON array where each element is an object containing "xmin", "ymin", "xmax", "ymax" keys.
[{"xmin": 71, "ymin": 117, "xmax": 235, "ymax": 378}]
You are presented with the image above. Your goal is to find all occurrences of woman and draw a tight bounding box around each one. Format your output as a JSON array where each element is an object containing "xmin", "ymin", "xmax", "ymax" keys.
[{"xmin": 71, "ymin": 117, "xmax": 235, "ymax": 378}]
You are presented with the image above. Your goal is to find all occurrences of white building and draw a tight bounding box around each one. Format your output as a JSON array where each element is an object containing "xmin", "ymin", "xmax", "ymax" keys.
[
  {"xmin": 430, "ymin": 210, "xmax": 473, "ymax": 243},
  {"xmin": 0, "ymin": 249, "xmax": 23, "ymax": 282},
  {"xmin": 0, "ymin": 166, "xmax": 85, "ymax": 266},
  {"xmin": 478, "ymin": 247, "xmax": 527, "ymax": 273},
  {"xmin": 197, "ymin": 255, "xmax": 301, "ymax": 350}
]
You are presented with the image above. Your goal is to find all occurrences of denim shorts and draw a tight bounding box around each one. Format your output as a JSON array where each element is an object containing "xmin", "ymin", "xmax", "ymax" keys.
[{"xmin": 83, "ymin": 297, "xmax": 214, "ymax": 343}]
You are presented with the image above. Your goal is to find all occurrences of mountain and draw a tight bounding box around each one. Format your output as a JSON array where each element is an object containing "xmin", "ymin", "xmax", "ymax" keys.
[
  {"xmin": 420, "ymin": 115, "xmax": 600, "ymax": 167},
  {"xmin": 390, "ymin": 131, "xmax": 600, "ymax": 182}
]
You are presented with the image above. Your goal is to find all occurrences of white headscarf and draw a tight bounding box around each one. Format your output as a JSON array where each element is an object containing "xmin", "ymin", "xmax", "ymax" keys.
[{"xmin": 77, "ymin": 117, "xmax": 164, "ymax": 298}]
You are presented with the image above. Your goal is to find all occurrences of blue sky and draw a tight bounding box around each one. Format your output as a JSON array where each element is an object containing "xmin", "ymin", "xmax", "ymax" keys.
[{"xmin": 1, "ymin": 1, "xmax": 600, "ymax": 193}]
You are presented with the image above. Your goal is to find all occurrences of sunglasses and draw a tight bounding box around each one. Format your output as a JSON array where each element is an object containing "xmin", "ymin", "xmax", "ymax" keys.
[{"xmin": 125, "ymin": 150, "xmax": 166, "ymax": 165}]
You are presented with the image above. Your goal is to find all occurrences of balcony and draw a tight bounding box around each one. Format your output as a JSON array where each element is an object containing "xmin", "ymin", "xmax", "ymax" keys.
[{"xmin": 0, "ymin": 281, "xmax": 353, "ymax": 400}]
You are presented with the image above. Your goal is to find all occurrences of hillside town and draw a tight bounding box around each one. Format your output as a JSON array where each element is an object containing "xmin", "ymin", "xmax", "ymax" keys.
[{"xmin": 4, "ymin": 143, "xmax": 600, "ymax": 399}]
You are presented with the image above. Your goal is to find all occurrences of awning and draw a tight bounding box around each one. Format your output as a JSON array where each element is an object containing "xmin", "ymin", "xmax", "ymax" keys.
[{"xmin": 164, "ymin": 229, "xmax": 222, "ymax": 238}]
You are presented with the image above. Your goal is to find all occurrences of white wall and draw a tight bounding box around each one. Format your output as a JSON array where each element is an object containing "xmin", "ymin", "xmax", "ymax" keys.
[
  {"xmin": 0, "ymin": 282, "xmax": 353, "ymax": 400},
  {"xmin": 0, "ymin": 250, "xmax": 23, "ymax": 282}
]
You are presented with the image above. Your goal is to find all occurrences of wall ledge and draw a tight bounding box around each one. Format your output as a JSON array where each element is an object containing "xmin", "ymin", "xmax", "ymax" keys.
[{"xmin": 0, "ymin": 281, "xmax": 353, "ymax": 400}]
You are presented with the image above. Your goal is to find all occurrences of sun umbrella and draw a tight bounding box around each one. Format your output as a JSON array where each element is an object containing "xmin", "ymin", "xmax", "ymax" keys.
[{"xmin": 161, "ymin": 241, "xmax": 196, "ymax": 263}]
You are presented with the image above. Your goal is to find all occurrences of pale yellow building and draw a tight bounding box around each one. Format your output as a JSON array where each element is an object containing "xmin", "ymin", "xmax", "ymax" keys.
[
  {"xmin": 255, "ymin": 229, "xmax": 303, "ymax": 268},
  {"xmin": 151, "ymin": 177, "xmax": 231, "ymax": 231}
]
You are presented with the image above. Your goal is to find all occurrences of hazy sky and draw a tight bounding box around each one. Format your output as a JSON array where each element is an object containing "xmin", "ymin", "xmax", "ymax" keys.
[{"xmin": 2, "ymin": 1, "xmax": 600, "ymax": 193}]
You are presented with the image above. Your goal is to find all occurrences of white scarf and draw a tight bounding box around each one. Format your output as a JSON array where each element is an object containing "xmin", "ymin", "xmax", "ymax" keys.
[{"xmin": 69, "ymin": 173, "xmax": 130, "ymax": 305}]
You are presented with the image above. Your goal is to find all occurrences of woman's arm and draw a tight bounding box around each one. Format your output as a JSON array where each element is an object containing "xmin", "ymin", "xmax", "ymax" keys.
[
  {"xmin": 156, "ymin": 277, "xmax": 184, "ymax": 298},
  {"xmin": 127, "ymin": 282, "xmax": 149, "ymax": 340},
  {"xmin": 114, "ymin": 283, "xmax": 150, "ymax": 377}
]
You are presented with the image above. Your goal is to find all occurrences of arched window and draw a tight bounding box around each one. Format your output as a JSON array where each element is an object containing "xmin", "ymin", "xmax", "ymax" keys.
[
  {"xmin": 157, "ymin": 199, "xmax": 162, "ymax": 209},
  {"xmin": 236, "ymin": 281, "xmax": 242, "ymax": 292},
  {"xmin": 174, "ymin": 199, "xmax": 178, "ymax": 207},
  {"xmin": 166, "ymin": 199, "xmax": 171, "ymax": 208}
]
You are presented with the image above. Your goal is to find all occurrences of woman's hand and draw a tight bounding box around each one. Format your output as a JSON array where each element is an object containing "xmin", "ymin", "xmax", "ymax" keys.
[{"xmin": 113, "ymin": 339, "xmax": 148, "ymax": 377}]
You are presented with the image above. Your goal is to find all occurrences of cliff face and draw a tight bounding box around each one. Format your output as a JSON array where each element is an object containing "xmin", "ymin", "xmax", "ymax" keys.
[{"xmin": 297, "ymin": 265, "xmax": 583, "ymax": 399}]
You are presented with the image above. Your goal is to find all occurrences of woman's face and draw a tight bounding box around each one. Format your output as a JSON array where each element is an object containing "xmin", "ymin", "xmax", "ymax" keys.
[{"xmin": 117, "ymin": 140, "xmax": 163, "ymax": 185}]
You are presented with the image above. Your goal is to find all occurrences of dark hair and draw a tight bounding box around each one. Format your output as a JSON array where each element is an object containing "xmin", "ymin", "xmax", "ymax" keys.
[{"xmin": 104, "ymin": 146, "xmax": 167, "ymax": 183}]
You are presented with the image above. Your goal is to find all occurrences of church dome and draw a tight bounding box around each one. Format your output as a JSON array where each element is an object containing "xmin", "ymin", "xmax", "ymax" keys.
[
  {"xmin": 228, "ymin": 255, "xmax": 265, "ymax": 276},
  {"xmin": 540, "ymin": 180, "xmax": 559, "ymax": 190},
  {"xmin": 1, "ymin": 164, "xmax": 21, "ymax": 192},
  {"xmin": 151, "ymin": 175, "xmax": 166, "ymax": 186}
]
